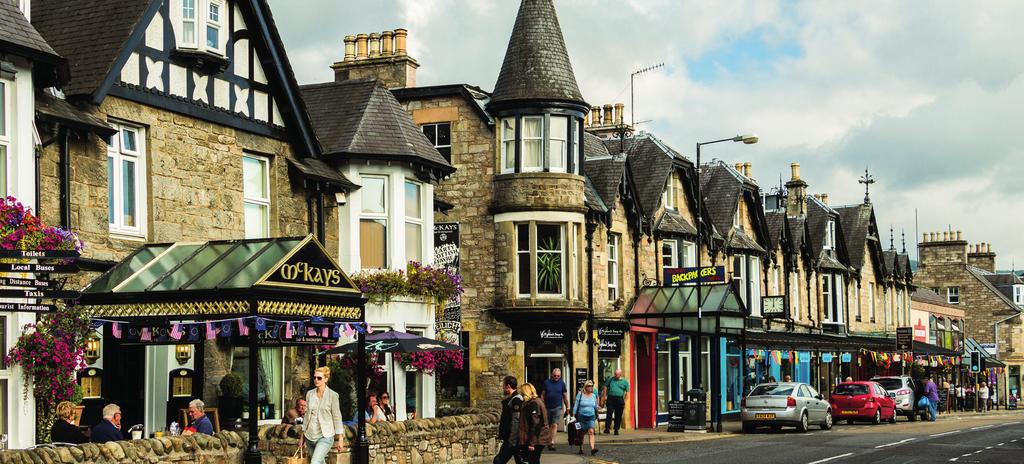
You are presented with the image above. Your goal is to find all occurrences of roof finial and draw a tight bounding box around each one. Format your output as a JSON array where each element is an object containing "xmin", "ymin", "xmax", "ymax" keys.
[
  {"xmin": 889, "ymin": 225, "xmax": 895, "ymax": 250},
  {"xmin": 858, "ymin": 167, "xmax": 875, "ymax": 204},
  {"xmin": 901, "ymin": 229, "xmax": 906, "ymax": 254}
]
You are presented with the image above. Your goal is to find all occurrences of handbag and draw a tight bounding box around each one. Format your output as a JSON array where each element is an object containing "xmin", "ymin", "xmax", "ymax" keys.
[
  {"xmin": 285, "ymin": 444, "xmax": 308, "ymax": 464},
  {"xmin": 917, "ymin": 396, "xmax": 930, "ymax": 408}
]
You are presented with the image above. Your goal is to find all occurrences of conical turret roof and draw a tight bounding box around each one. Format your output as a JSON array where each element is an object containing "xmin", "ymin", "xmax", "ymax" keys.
[{"xmin": 489, "ymin": 0, "xmax": 586, "ymax": 109}]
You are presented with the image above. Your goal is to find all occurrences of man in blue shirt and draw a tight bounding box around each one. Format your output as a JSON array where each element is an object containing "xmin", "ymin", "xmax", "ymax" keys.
[
  {"xmin": 184, "ymin": 399, "xmax": 215, "ymax": 435},
  {"xmin": 540, "ymin": 368, "xmax": 569, "ymax": 451},
  {"xmin": 91, "ymin": 403, "xmax": 125, "ymax": 443}
]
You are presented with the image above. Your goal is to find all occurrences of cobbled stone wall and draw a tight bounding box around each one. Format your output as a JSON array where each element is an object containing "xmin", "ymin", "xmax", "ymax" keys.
[{"xmin": 491, "ymin": 173, "xmax": 586, "ymax": 214}]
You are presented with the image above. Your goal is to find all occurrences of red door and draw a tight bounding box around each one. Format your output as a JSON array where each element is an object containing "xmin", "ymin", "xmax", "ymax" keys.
[{"xmin": 633, "ymin": 332, "xmax": 657, "ymax": 429}]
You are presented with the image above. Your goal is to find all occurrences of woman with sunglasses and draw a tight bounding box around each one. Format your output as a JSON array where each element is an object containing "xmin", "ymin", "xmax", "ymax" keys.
[
  {"xmin": 378, "ymin": 391, "xmax": 396, "ymax": 421},
  {"xmin": 300, "ymin": 366, "xmax": 345, "ymax": 464}
]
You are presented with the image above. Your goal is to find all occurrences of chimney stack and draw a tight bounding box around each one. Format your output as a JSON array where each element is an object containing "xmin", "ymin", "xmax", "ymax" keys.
[
  {"xmin": 333, "ymin": 29, "xmax": 420, "ymax": 88},
  {"xmin": 602, "ymin": 104, "xmax": 613, "ymax": 125},
  {"xmin": 956, "ymin": 230, "xmax": 962, "ymax": 241},
  {"xmin": 820, "ymin": 193, "xmax": 828, "ymax": 205},
  {"xmin": 967, "ymin": 239, "xmax": 997, "ymax": 272},
  {"xmin": 743, "ymin": 162, "xmax": 752, "ymax": 178},
  {"xmin": 614, "ymin": 103, "xmax": 624, "ymax": 125},
  {"xmin": 785, "ymin": 162, "xmax": 808, "ymax": 217}
]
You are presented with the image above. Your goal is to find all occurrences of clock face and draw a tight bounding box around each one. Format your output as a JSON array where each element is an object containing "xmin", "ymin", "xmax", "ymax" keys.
[{"xmin": 763, "ymin": 297, "xmax": 785, "ymax": 315}]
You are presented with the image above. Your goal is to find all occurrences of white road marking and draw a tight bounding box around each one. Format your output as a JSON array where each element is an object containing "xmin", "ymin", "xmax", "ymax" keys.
[
  {"xmin": 961, "ymin": 453, "xmax": 973, "ymax": 457},
  {"xmin": 948, "ymin": 458, "xmax": 958, "ymax": 462},
  {"xmin": 930, "ymin": 430, "xmax": 961, "ymax": 437},
  {"xmin": 970, "ymin": 424, "xmax": 996, "ymax": 430},
  {"xmin": 875, "ymin": 438, "xmax": 916, "ymax": 448},
  {"xmin": 997, "ymin": 443, "xmax": 1004, "ymax": 446},
  {"xmin": 1011, "ymin": 439, "xmax": 1018, "ymax": 443},
  {"xmin": 985, "ymin": 446, "xmax": 993, "ymax": 449},
  {"xmin": 807, "ymin": 452, "xmax": 854, "ymax": 464}
]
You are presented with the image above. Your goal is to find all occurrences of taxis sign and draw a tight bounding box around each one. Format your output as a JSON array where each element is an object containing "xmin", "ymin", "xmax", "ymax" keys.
[{"xmin": 663, "ymin": 266, "xmax": 726, "ymax": 286}]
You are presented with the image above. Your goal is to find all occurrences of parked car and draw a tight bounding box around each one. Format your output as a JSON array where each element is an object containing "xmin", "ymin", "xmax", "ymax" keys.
[
  {"xmin": 741, "ymin": 382, "xmax": 832, "ymax": 433},
  {"xmin": 829, "ymin": 381, "xmax": 897, "ymax": 424},
  {"xmin": 872, "ymin": 376, "xmax": 929, "ymax": 421}
]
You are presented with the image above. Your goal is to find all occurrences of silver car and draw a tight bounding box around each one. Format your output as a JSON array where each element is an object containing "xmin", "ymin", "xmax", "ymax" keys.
[{"xmin": 741, "ymin": 382, "xmax": 833, "ymax": 433}]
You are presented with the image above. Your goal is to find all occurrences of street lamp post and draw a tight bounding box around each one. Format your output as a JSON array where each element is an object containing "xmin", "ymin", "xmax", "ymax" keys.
[{"xmin": 692, "ymin": 134, "xmax": 757, "ymax": 429}]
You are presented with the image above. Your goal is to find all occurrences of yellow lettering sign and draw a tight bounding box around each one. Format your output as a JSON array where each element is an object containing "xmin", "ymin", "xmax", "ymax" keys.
[{"xmin": 277, "ymin": 262, "xmax": 343, "ymax": 287}]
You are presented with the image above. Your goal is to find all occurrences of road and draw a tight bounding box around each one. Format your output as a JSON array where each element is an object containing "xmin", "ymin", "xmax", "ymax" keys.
[{"xmin": 590, "ymin": 413, "xmax": 1024, "ymax": 464}]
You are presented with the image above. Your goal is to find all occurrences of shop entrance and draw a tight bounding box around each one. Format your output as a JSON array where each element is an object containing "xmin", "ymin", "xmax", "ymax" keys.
[{"xmin": 526, "ymin": 353, "xmax": 567, "ymax": 392}]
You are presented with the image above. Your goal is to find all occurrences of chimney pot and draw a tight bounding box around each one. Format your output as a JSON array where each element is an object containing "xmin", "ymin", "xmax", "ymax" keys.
[
  {"xmin": 381, "ymin": 30, "xmax": 395, "ymax": 56},
  {"xmin": 987, "ymin": 243, "xmax": 992, "ymax": 253},
  {"xmin": 343, "ymin": 35, "xmax": 357, "ymax": 62},
  {"xmin": 735, "ymin": 163, "xmax": 744, "ymax": 173},
  {"xmin": 743, "ymin": 162, "xmax": 752, "ymax": 178},
  {"xmin": 930, "ymin": 232, "xmax": 936, "ymax": 242},
  {"xmin": 956, "ymin": 230, "xmax": 962, "ymax": 241},
  {"xmin": 820, "ymin": 193, "xmax": 828, "ymax": 205},
  {"xmin": 355, "ymin": 33, "xmax": 369, "ymax": 60},
  {"xmin": 943, "ymin": 231, "xmax": 949, "ymax": 241},
  {"xmin": 368, "ymin": 32, "xmax": 381, "ymax": 58},
  {"xmin": 394, "ymin": 28, "xmax": 408, "ymax": 56},
  {"xmin": 602, "ymin": 104, "xmax": 614, "ymax": 125},
  {"xmin": 790, "ymin": 162, "xmax": 801, "ymax": 180},
  {"xmin": 614, "ymin": 103, "xmax": 625, "ymax": 125},
  {"xmin": 590, "ymin": 106, "xmax": 601, "ymax": 126},
  {"xmin": 922, "ymin": 232, "xmax": 928, "ymax": 243}
]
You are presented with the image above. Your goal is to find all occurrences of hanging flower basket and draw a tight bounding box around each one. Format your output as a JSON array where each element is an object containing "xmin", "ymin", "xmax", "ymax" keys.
[
  {"xmin": 352, "ymin": 261, "xmax": 463, "ymax": 318},
  {"xmin": 393, "ymin": 350, "xmax": 464, "ymax": 376}
]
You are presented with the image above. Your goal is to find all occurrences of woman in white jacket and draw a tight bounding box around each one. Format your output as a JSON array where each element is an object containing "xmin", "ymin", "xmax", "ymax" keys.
[{"xmin": 300, "ymin": 366, "xmax": 346, "ymax": 464}]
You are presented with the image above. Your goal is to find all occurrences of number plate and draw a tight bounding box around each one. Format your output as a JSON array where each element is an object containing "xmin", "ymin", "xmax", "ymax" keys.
[
  {"xmin": 842, "ymin": 410, "xmax": 859, "ymax": 415},
  {"xmin": 754, "ymin": 413, "xmax": 776, "ymax": 420}
]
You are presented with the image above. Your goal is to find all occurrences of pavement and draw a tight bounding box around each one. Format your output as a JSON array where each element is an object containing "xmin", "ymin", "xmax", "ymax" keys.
[{"xmin": 536, "ymin": 409, "xmax": 1024, "ymax": 464}]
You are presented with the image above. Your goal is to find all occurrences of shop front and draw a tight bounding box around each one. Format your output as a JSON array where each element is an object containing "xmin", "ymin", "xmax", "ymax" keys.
[
  {"xmin": 78, "ymin": 236, "xmax": 370, "ymax": 464},
  {"xmin": 628, "ymin": 284, "xmax": 747, "ymax": 430}
]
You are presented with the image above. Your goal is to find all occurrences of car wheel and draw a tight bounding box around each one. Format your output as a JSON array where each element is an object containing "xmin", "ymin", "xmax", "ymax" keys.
[
  {"xmin": 888, "ymin": 411, "xmax": 897, "ymax": 424},
  {"xmin": 821, "ymin": 411, "xmax": 833, "ymax": 430},
  {"xmin": 908, "ymin": 411, "xmax": 918, "ymax": 422},
  {"xmin": 872, "ymin": 409, "xmax": 881, "ymax": 425},
  {"xmin": 743, "ymin": 422, "xmax": 755, "ymax": 433},
  {"xmin": 797, "ymin": 412, "xmax": 809, "ymax": 433}
]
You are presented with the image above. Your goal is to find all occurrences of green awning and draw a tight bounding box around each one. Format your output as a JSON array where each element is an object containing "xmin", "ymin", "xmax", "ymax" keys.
[
  {"xmin": 627, "ymin": 284, "xmax": 748, "ymax": 335},
  {"xmin": 79, "ymin": 235, "xmax": 364, "ymax": 320}
]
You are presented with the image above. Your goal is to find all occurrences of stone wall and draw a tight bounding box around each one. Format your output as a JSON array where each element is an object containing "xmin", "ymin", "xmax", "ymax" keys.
[
  {"xmin": 491, "ymin": 173, "xmax": 586, "ymax": 214},
  {"xmin": 0, "ymin": 430, "xmax": 247, "ymax": 464}
]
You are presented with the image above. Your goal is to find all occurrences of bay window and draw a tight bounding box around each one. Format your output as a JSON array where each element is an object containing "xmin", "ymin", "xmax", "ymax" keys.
[
  {"xmin": 174, "ymin": 0, "xmax": 227, "ymax": 55},
  {"xmin": 607, "ymin": 233, "xmax": 620, "ymax": 300},
  {"xmin": 404, "ymin": 180, "xmax": 423, "ymax": 263},
  {"xmin": 360, "ymin": 176, "xmax": 388, "ymax": 269},
  {"xmin": 822, "ymin": 273, "xmax": 845, "ymax": 324},
  {"xmin": 108, "ymin": 123, "xmax": 147, "ymax": 237},
  {"xmin": 516, "ymin": 222, "xmax": 567, "ymax": 298},
  {"xmin": 497, "ymin": 114, "xmax": 581, "ymax": 174},
  {"xmin": 242, "ymin": 154, "xmax": 270, "ymax": 238}
]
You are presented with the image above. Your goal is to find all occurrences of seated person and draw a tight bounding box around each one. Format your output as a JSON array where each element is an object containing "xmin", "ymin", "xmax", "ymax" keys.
[
  {"xmin": 51, "ymin": 401, "xmax": 88, "ymax": 444},
  {"xmin": 182, "ymin": 399, "xmax": 214, "ymax": 436},
  {"xmin": 91, "ymin": 404, "xmax": 125, "ymax": 443},
  {"xmin": 282, "ymin": 398, "xmax": 307, "ymax": 425}
]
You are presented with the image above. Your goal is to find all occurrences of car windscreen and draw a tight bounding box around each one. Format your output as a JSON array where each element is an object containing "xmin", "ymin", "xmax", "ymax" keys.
[
  {"xmin": 749, "ymin": 385, "xmax": 795, "ymax": 396},
  {"xmin": 834, "ymin": 384, "xmax": 870, "ymax": 396},
  {"xmin": 874, "ymin": 379, "xmax": 903, "ymax": 391}
]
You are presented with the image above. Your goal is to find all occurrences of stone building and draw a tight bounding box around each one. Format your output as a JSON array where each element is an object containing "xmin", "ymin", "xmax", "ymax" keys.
[
  {"xmin": 915, "ymin": 231, "xmax": 1023, "ymax": 399},
  {"xmin": 32, "ymin": 0, "xmax": 353, "ymax": 435}
]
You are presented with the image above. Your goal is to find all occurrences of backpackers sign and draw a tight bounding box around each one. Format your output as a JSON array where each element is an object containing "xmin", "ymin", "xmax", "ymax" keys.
[{"xmin": 663, "ymin": 266, "xmax": 726, "ymax": 286}]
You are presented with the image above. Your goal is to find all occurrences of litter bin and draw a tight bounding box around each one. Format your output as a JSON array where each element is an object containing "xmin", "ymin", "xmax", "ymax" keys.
[{"xmin": 684, "ymin": 388, "xmax": 706, "ymax": 431}]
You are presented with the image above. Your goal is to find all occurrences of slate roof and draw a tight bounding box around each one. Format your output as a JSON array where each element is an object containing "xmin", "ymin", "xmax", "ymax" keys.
[
  {"xmin": 805, "ymin": 195, "xmax": 835, "ymax": 262},
  {"xmin": 765, "ymin": 210, "xmax": 787, "ymax": 251},
  {"xmin": 286, "ymin": 157, "xmax": 356, "ymax": 190},
  {"xmin": 726, "ymin": 229, "xmax": 766, "ymax": 254},
  {"xmin": 984, "ymin": 273, "xmax": 1024, "ymax": 286},
  {"xmin": 834, "ymin": 204, "xmax": 872, "ymax": 271},
  {"xmin": 655, "ymin": 209, "xmax": 697, "ymax": 236},
  {"xmin": 0, "ymin": 1, "xmax": 60, "ymax": 62},
  {"xmin": 391, "ymin": 84, "xmax": 493, "ymax": 124},
  {"xmin": 301, "ymin": 79, "xmax": 454, "ymax": 174},
  {"xmin": 698, "ymin": 163, "xmax": 743, "ymax": 235},
  {"xmin": 881, "ymin": 249, "xmax": 897, "ymax": 276},
  {"xmin": 34, "ymin": 91, "xmax": 115, "ymax": 136},
  {"xmin": 583, "ymin": 176, "xmax": 608, "ymax": 213},
  {"xmin": 611, "ymin": 134, "xmax": 682, "ymax": 220},
  {"xmin": 488, "ymin": 0, "xmax": 585, "ymax": 109},
  {"xmin": 911, "ymin": 288, "xmax": 958, "ymax": 308},
  {"xmin": 33, "ymin": 0, "xmax": 153, "ymax": 98},
  {"xmin": 583, "ymin": 134, "xmax": 624, "ymax": 209},
  {"xmin": 966, "ymin": 266, "xmax": 1022, "ymax": 312}
]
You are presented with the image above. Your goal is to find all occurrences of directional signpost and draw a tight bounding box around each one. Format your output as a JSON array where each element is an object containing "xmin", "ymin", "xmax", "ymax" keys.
[{"xmin": 0, "ymin": 249, "xmax": 81, "ymax": 313}]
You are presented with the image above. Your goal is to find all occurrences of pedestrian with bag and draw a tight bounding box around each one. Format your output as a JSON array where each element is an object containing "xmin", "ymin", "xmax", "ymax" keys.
[
  {"xmin": 539, "ymin": 368, "xmax": 569, "ymax": 451},
  {"xmin": 572, "ymin": 380, "xmax": 599, "ymax": 456},
  {"xmin": 518, "ymin": 383, "xmax": 549, "ymax": 464},
  {"xmin": 601, "ymin": 369, "xmax": 628, "ymax": 435},
  {"xmin": 300, "ymin": 366, "xmax": 346, "ymax": 464},
  {"xmin": 494, "ymin": 376, "xmax": 524, "ymax": 464},
  {"xmin": 923, "ymin": 375, "xmax": 939, "ymax": 421}
]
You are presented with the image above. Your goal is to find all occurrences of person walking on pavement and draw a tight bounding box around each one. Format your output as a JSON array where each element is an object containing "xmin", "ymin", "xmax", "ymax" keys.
[
  {"xmin": 601, "ymin": 369, "xmax": 629, "ymax": 435},
  {"xmin": 924, "ymin": 375, "xmax": 939, "ymax": 421},
  {"xmin": 540, "ymin": 368, "xmax": 569, "ymax": 451},
  {"xmin": 573, "ymin": 380, "xmax": 600, "ymax": 456},
  {"xmin": 518, "ymin": 383, "xmax": 549, "ymax": 464},
  {"xmin": 954, "ymin": 383, "xmax": 964, "ymax": 412},
  {"xmin": 978, "ymin": 383, "xmax": 989, "ymax": 413},
  {"xmin": 300, "ymin": 366, "xmax": 346, "ymax": 464},
  {"xmin": 988, "ymin": 384, "xmax": 996, "ymax": 411},
  {"xmin": 495, "ymin": 376, "xmax": 524, "ymax": 464}
]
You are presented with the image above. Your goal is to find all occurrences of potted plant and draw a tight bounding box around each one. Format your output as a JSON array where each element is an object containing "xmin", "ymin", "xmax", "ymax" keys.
[{"xmin": 218, "ymin": 373, "xmax": 245, "ymax": 424}]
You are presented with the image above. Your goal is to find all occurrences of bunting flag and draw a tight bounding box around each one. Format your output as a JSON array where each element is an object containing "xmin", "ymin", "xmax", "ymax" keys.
[
  {"xmin": 284, "ymin": 322, "xmax": 293, "ymax": 339},
  {"xmin": 366, "ymin": 323, "xmax": 374, "ymax": 334},
  {"xmin": 206, "ymin": 322, "xmax": 217, "ymax": 340},
  {"xmin": 772, "ymin": 351, "xmax": 783, "ymax": 364},
  {"xmin": 220, "ymin": 321, "xmax": 233, "ymax": 337},
  {"xmin": 307, "ymin": 326, "xmax": 317, "ymax": 336},
  {"xmin": 332, "ymin": 323, "xmax": 342, "ymax": 338},
  {"xmin": 169, "ymin": 324, "xmax": 183, "ymax": 340},
  {"xmin": 344, "ymin": 323, "xmax": 355, "ymax": 338},
  {"xmin": 140, "ymin": 327, "xmax": 152, "ymax": 341},
  {"xmin": 255, "ymin": 318, "xmax": 267, "ymax": 331},
  {"xmin": 321, "ymin": 327, "xmax": 329, "ymax": 338},
  {"xmin": 111, "ymin": 322, "xmax": 122, "ymax": 339},
  {"xmin": 238, "ymin": 319, "xmax": 249, "ymax": 336}
]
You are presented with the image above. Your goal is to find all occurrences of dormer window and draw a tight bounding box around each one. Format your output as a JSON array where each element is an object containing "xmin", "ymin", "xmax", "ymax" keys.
[
  {"xmin": 174, "ymin": 0, "xmax": 227, "ymax": 56},
  {"xmin": 824, "ymin": 219, "xmax": 836, "ymax": 250},
  {"xmin": 663, "ymin": 173, "xmax": 676, "ymax": 210},
  {"xmin": 498, "ymin": 114, "xmax": 582, "ymax": 175}
]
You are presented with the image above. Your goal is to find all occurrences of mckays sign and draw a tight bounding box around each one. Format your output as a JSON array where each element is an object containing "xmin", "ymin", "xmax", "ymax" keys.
[{"xmin": 663, "ymin": 266, "xmax": 726, "ymax": 286}]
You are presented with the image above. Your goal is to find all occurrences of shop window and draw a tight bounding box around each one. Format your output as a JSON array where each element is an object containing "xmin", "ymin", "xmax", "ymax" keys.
[
  {"xmin": 404, "ymin": 180, "xmax": 423, "ymax": 263},
  {"xmin": 360, "ymin": 176, "xmax": 388, "ymax": 269},
  {"xmin": 607, "ymin": 233, "xmax": 620, "ymax": 300},
  {"xmin": 0, "ymin": 379, "xmax": 6, "ymax": 437},
  {"xmin": 0, "ymin": 79, "xmax": 8, "ymax": 196},
  {"xmin": 173, "ymin": 0, "xmax": 227, "ymax": 56},
  {"xmin": 515, "ymin": 223, "xmax": 566, "ymax": 298},
  {"xmin": 725, "ymin": 341, "xmax": 742, "ymax": 413},
  {"xmin": 421, "ymin": 123, "xmax": 452, "ymax": 162},
  {"xmin": 243, "ymin": 154, "xmax": 270, "ymax": 238},
  {"xmin": 107, "ymin": 123, "xmax": 147, "ymax": 237},
  {"xmin": 230, "ymin": 346, "xmax": 283, "ymax": 420},
  {"xmin": 656, "ymin": 346, "xmax": 670, "ymax": 415}
]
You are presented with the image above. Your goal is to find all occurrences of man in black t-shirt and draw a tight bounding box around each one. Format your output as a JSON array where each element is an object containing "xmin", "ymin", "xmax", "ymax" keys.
[{"xmin": 495, "ymin": 376, "xmax": 524, "ymax": 464}]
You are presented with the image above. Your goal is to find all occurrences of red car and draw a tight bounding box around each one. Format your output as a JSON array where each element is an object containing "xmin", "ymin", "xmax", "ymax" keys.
[{"xmin": 829, "ymin": 381, "xmax": 897, "ymax": 424}]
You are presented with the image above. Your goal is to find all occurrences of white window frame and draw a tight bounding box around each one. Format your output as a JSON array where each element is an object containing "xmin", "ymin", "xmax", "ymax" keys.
[
  {"xmin": 681, "ymin": 241, "xmax": 696, "ymax": 268},
  {"xmin": 404, "ymin": 179, "xmax": 424, "ymax": 264},
  {"xmin": 771, "ymin": 265, "xmax": 780, "ymax": 295},
  {"xmin": 663, "ymin": 173, "xmax": 676, "ymax": 210},
  {"xmin": 242, "ymin": 154, "xmax": 270, "ymax": 239},
  {"xmin": 835, "ymin": 274, "xmax": 845, "ymax": 324},
  {"xmin": 661, "ymin": 239, "xmax": 679, "ymax": 271},
  {"xmin": 547, "ymin": 116, "xmax": 567, "ymax": 173},
  {"xmin": 570, "ymin": 118, "xmax": 580, "ymax": 175},
  {"xmin": 790, "ymin": 273, "xmax": 800, "ymax": 320},
  {"xmin": 749, "ymin": 256, "xmax": 761, "ymax": 317},
  {"xmin": 824, "ymin": 220, "xmax": 836, "ymax": 250},
  {"xmin": 869, "ymin": 282, "xmax": 876, "ymax": 323},
  {"xmin": 521, "ymin": 116, "xmax": 544, "ymax": 172},
  {"xmin": 607, "ymin": 233, "xmax": 620, "ymax": 301},
  {"xmin": 173, "ymin": 0, "xmax": 227, "ymax": 56},
  {"xmin": 947, "ymin": 286, "xmax": 960, "ymax": 305},
  {"xmin": 360, "ymin": 175, "xmax": 389, "ymax": 270},
  {"xmin": 884, "ymin": 288, "xmax": 891, "ymax": 326},
  {"xmin": 855, "ymin": 283, "xmax": 862, "ymax": 321},
  {"xmin": 0, "ymin": 79, "xmax": 9, "ymax": 197},
  {"xmin": 1014, "ymin": 285, "xmax": 1023, "ymax": 305},
  {"xmin": 822, "ymin": 274, "xmax": 833, "ymax": 322},
  {"xmin": 733, "ymin": 254, "xmax": 748, "ymax": 307},
  {"xmin": 500, "ymin": 117, "xmax": 516, "ymax": 174},
  {"xmin": 107, "ymin": 122, "xmax": 147, "ymax": 237}
]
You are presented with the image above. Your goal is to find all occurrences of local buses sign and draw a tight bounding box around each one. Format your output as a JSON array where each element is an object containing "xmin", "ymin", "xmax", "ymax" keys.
[
  {"xmin": 663, "ymin": 266, "xmax": 726, "ymax": 286},
  {"xmin": 0, "ymin": 249, "xmax": 81, "ymax": 313}
]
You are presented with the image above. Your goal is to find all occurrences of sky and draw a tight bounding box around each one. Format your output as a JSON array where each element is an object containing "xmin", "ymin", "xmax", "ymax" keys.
[{"xmin": 269, "ymin": 0, "xmax": 1024, "ymax": 271}]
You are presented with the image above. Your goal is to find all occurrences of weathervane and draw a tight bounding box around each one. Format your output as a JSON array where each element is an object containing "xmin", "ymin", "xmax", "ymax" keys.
[{"xmin": 858, "ymin": 167, "xmax": 875, "ymax": 204}]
